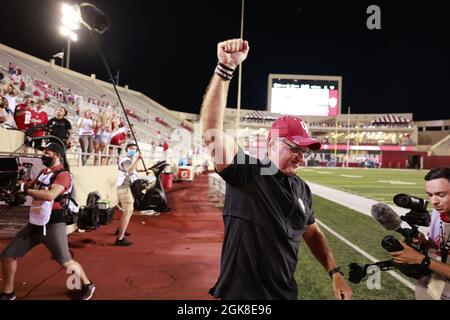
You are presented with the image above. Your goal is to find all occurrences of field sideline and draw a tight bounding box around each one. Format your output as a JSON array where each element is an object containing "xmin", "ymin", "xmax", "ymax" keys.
[{"xmin": 298, "ymin": 167, "xmax": 428, "ymax": 205}]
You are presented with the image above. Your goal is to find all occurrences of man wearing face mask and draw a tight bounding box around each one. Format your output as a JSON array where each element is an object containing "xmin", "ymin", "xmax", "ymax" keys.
[
  {"xmin": 200, "ymin": 39, "xmax": 352, "ymax": 300},
  {"xmin": 0, "ymin": 143, "xmax": 95, "ymax": 300},
  {"xmin": 114, "ymin": 143, "xmax": 142, "ymax": 246}
]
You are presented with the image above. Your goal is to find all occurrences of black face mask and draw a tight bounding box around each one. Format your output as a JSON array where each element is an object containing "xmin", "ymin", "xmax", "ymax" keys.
[{"xmin": 41, "ymin": 155, "xmax": 56, "ymax": 168}]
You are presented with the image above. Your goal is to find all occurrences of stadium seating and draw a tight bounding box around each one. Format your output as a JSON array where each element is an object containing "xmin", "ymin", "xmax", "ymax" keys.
[{"xmin": 0, "ymin": 43, "xmax": 197, "ymax": 165}]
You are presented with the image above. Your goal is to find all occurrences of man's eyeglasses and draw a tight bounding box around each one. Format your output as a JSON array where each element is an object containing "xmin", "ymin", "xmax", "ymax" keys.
[{"xmin": 280, "ymin": 139, "xmax": 311, "ymax": 159}]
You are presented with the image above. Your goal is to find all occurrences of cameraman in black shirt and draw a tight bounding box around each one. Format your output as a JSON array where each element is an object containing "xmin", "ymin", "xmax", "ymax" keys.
[{"xmin": 200, "ymin": 39, "xmax": 352, "ymax": 300}]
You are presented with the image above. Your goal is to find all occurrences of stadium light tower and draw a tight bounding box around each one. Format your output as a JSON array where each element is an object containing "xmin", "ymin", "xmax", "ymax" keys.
[{"xmin": 59, "ymin": 3, "xmax": 81, "ymax": 69}]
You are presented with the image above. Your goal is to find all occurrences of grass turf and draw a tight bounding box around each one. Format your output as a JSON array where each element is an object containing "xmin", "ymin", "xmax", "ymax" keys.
[
  {"xmin": 297, "ymin": 167, "xmax": 428, "ymax": 205},
  {"xmin": 295, "ymin": 195, "xmax": 416, "ymax": 300}
]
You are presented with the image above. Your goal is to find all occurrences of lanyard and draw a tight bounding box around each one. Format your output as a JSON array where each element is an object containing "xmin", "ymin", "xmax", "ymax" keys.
[{"xmin": 440, "ymin": 221, "xmax": 450, "ymax": 263}]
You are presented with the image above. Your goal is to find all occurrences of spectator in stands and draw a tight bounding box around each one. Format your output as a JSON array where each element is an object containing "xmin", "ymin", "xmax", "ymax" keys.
[
  {"xmin": 163, "ymin": 140, "xmax": 169, "ymax": 160},
  {"xmin": 0, "ymin": 96, "xmax": 13, "ymax": 127},
  {"xmin": 110, "ymin": 126, "xmax": 128, "ymax": 164},
  {"xmin": 13, "ymin": 96, "xmax": 34, "ymax": 132},
  {"xmin": 57, "ymin": 84, "xmax": 65, "ymax": 95},
  {"xmin": 3, "ymin": 83, "xmax": 19, "ymax": 114},
  {"xmin": 8, "ymin": 62, "xmax": 16, "ymax": 75},
  {"xmin": 19, "ymin": 79, "xmax": 25, "ymax": 92},
  {"xmin": 93, "ymin": 112, "xmax": 112, "ymax": 165},
  {"xmin": 0, "ymin": 71, "xmax": 4, "ymax": 82},
  {"xmin": 33, "ymin": 89, "xmax": 41, "ymax": 97},
  {"xmin": 107, "ymin": 112, "xmax": 125, "ymax": 164},
  {"xmin": 48, "ymin": 107, "xmax": 72, "ymax": 148},
  {"xmin": 12, "ymin": 96, "xmax": 40, "ymax": 153},
  {"xmin": 30, "ymin": 100, "xmax": 49, "ymax": 151},
  {"xmin": 201, "ymin": 39, "xmax": 352, "ymax": 300},
  {"xmin": 114, "ymin": 143, "xmax": 142, "ymax": 246},
  {"xmin": 77, "ymin": 110, "xmax": 95, "ymax": 166}
]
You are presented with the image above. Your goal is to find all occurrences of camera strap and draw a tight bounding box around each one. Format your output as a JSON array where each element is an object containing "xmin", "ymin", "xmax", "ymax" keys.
[{"xmin": 439, "ymin": 221, "xmax": 450, "ymax": 264}]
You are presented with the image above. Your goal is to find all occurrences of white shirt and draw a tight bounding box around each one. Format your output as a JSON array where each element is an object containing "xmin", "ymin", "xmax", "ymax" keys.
[
  {"xmin": 416, "ymin": 209, "xmax": 450, "ymax": 300},
  {"xmin": 117, "ymin": 157, "xmax": 138, "ymax": 187},
  {"xmin": 77, "ymin": 118, "xmax": 95, "ymax": 136},
  {"xmin": 6, "ymin": 94, "xmax": 16, "ymax": 114}
]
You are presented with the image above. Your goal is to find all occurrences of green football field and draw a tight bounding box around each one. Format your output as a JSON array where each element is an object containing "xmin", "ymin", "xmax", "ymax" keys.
[
  {"xmin": 294, "ymin": 168, "xmax": 428, "ymax": 300},
  {"xmin": 298, "ymin": 167, "xmax": 428, "ymax": 205}
]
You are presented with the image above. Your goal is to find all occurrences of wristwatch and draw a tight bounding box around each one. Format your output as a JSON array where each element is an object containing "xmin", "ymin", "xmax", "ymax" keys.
[
  {"xmin": 329, "ymin": 266, "xmax": 344, "ymax": 278},
  {"xmin": 420, "ymin": 256, "xmax": 431, "ymax": 269}
]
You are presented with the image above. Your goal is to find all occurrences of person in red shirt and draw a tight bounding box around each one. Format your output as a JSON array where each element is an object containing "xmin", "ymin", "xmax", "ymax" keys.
[
  {"xmin": 14, "ymin": 97, "xmax": 35, "ymax": 131},
  {"xmin": 109, "ymin": 115, "xmax": 128, "ymax": 164},
  {"xmin": 30, "ymin": 100, "xmax": 49, "ymax": 150},
  {"xmin": 162, "ymin": 140, "xmax": 169, "ymax": 160},
  {"xmin": 19, "ymin": 80, "xmax": 25, "ymax": 92}
]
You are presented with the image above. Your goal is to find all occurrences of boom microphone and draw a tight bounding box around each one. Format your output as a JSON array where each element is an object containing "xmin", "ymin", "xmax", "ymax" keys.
[
  {"xmin": 79, "ymin": 3, "xmax": 110, "ymax": 34},
  {"xmin": 371, "ymin": 203, "xmax": 402, "ymax": 231}
]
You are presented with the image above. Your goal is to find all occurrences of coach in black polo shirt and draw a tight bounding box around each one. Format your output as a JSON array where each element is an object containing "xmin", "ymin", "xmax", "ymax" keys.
[{"xmin": 201, "ymin": 39, "xmax": 352, "ymax": 300}]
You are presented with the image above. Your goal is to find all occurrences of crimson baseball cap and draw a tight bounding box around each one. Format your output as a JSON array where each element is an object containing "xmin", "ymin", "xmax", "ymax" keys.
[{"xmin": 268, "ymin": 116, "xmax": 321, "ymax": 151}]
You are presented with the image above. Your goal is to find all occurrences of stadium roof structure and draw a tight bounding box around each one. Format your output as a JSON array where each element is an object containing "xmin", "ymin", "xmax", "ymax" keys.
[
  {"xmin": 372, "ymin": 114, "xmax": 411, "ymax": 125},
  {"xmin": 244, "ymin": 111, "xmax": 278, "ymax": 121}
]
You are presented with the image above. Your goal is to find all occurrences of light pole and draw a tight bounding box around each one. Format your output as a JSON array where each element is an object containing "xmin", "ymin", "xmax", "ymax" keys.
[
  {"xmin": 344, "ymin": 107, "xmax": 351, "ymax": 167},
  {"xmin": 66, "ymin": 38, "xmax": 71, "ymax": 69},
  {"xmin": 59, "ymin": 4, "xmax": 81, "ymax": 69},
  {"xmin": 234, "ymin": 0, "xmax": 245, "ymax": 137}
]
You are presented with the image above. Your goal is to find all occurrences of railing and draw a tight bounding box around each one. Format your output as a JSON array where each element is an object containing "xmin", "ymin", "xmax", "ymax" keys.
[{"xmin": 68, "ymin": 144, "xmax": 123, "ymax": 167}]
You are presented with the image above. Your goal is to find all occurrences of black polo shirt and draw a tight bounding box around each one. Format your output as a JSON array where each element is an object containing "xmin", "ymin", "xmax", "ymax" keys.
[
  {"xmin": 209, "ymin": 148, "xmax": 316, "ymax": 300},
  {"xmin": 48, "ymin": 117, "xmax": 72, "ymax": 141}
]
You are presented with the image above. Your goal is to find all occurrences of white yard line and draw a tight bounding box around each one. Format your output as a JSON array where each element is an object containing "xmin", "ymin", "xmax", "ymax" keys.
[
  {"xmin": 339, "ymin": 175, "xmax": 363, "ymax": 178},
  {"xmin": 316, "ymin": 219, "xmax": 415, "ymax": 291},
  {"xmin": 308, "ymin": 180, "xmax": 428, "ymax": 234},
  {"xmin": 307, "ymin": 181, "xmax": 408, "ymax": 217}
]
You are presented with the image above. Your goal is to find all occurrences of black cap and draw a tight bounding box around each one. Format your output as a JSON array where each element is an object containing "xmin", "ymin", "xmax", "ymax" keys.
[
  {"xmin": 126, "ymin": 142, "xmax": 138, "ymax": 150},
  {"xmin": 44, "ymin": 142, "xmax": 66, "ymax": 157}
]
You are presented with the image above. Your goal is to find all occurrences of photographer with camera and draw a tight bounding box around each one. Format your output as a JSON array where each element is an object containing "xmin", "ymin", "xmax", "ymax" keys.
[
  {"xmin": 389, "ymin": 167, "xmax": 450, "ymax": 300},
  {"xmin": 0, "ymin": 143, "xmax": 95, "ymax": 300}
]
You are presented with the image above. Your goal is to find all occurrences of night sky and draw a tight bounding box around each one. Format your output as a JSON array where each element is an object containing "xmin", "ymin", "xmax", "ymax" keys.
[{"xmin": 1, "ymin": 0, "xmax": 450, "ymax": 121}]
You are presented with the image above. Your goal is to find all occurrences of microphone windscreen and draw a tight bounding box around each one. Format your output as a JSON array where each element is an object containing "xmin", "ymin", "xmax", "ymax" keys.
[
  {"xmin": 371, "ymin": 203, "xmax": 402, "ymax": 231},
  {"xmin": 80, "ymin": 3, "xmax": 109, "ymax": 34}
]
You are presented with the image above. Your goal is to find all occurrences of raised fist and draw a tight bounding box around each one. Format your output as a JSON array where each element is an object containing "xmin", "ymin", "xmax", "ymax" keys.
[{"xmin": 217, "ymin": 39, "xmax": 250, "ymax": 70}]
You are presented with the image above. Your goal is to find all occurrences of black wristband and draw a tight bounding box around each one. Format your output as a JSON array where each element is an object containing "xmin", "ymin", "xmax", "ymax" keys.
[
  {"xmin": 329, "ymin": 266, "xmax": 344, "ymax": 278},
  {"xmin": 421, "ymin": 256, "xmax": 431, "ymax": 269},
  {"xmin": 214, "ymin": 65, "xmax": 233, "ymax": 81},
  {"xmin": 218, "ymin": 62, "xmax": 235, "ymax": 73}
]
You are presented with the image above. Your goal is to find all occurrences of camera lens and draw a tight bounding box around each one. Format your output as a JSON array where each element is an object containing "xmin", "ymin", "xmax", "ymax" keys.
[
  {"xmin": 393, "ymin": 194, "xmax": 428, "ymax": 211},
  {"xmin": 381, "ymin": 235, "xmax": 404, "ymax": 252}
]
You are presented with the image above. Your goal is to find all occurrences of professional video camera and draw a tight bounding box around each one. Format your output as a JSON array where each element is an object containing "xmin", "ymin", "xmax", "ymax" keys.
[
  {"xmin": 24, "ymin": 124, "xmax": 50, "ymax": 150},
  {"xmin": 348, "ymin": 193, "xmax": 432, "ymax": 284},
  {"xmin": 0, "ymin": 157, "xmax": 33, "ymax": 206}
]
